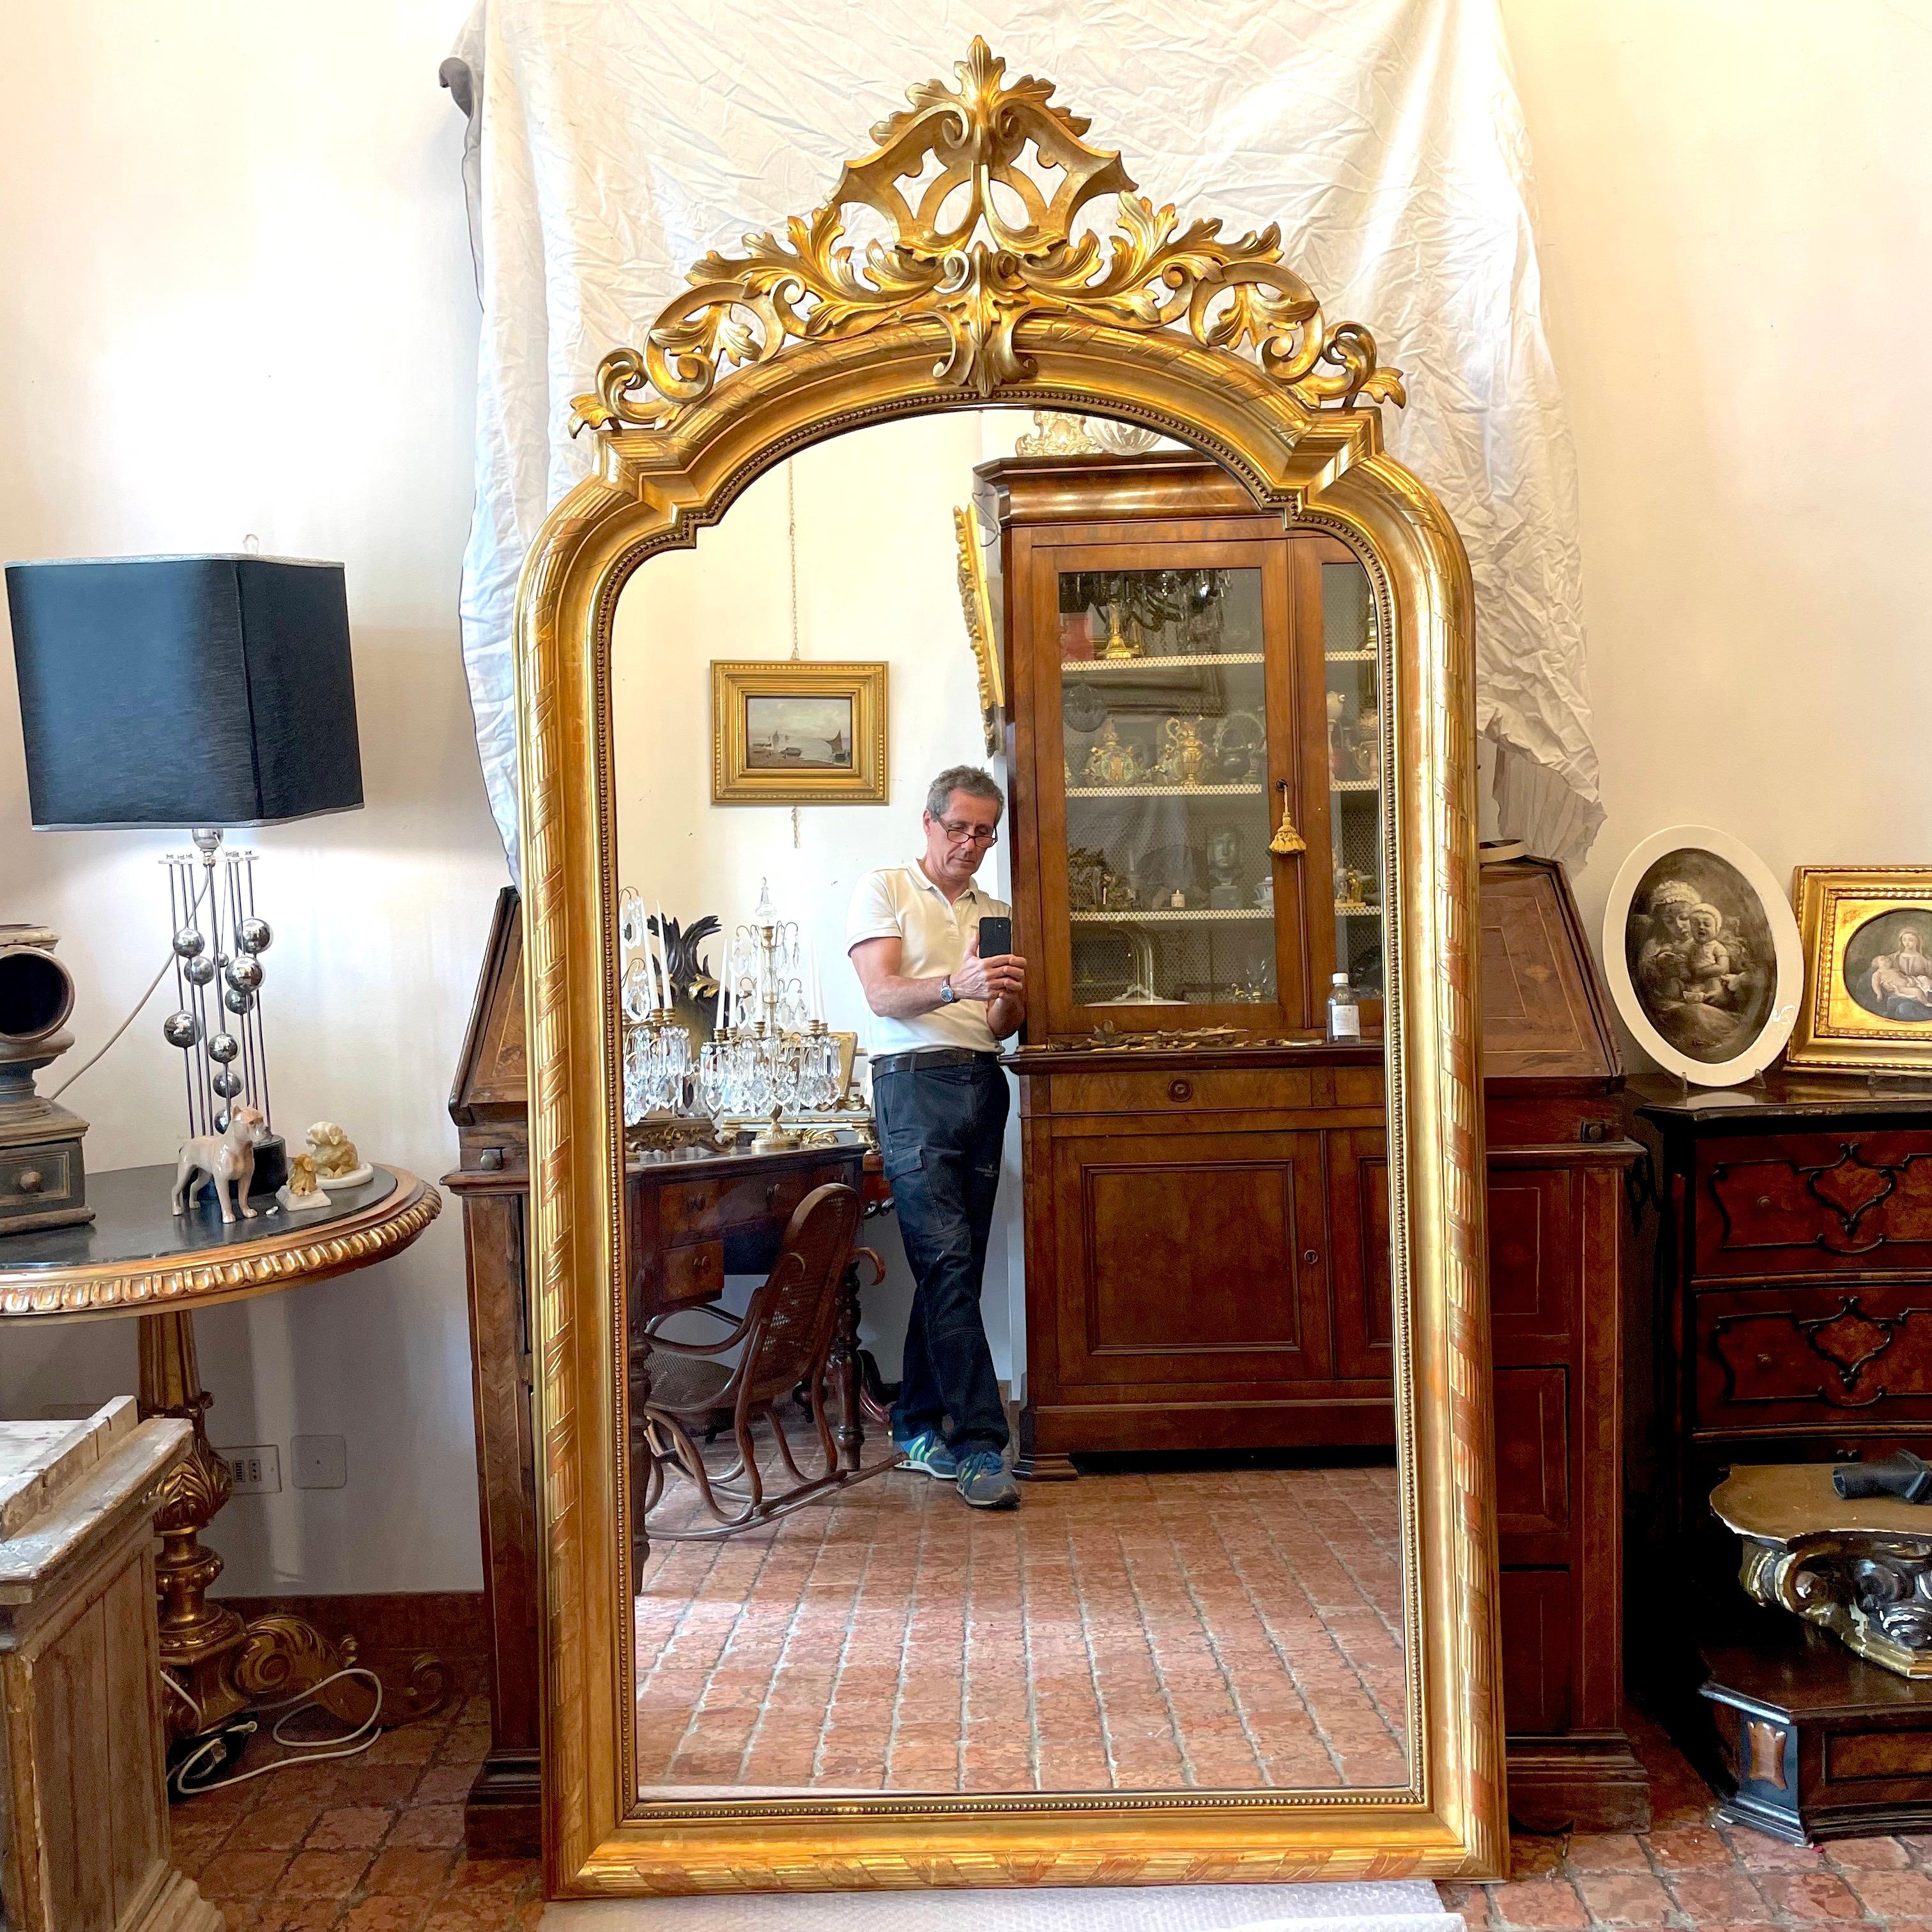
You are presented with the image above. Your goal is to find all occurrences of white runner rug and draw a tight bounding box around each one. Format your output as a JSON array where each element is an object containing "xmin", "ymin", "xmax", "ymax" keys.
[{"xmin": 544, "ymin": 1879, "xmax": 1455, "ymax": 1932}]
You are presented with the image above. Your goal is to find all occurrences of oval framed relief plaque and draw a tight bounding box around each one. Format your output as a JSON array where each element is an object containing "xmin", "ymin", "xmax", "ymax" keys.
[{"xmin": 1604, "ymin": 825, "xmax": 1803, "ymax": 1085}]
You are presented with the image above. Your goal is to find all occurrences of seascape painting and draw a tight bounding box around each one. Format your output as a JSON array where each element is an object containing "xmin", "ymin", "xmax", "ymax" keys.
[{"xmin": 743, "ymin": 694, "xmax": 855, "ymax": 770}]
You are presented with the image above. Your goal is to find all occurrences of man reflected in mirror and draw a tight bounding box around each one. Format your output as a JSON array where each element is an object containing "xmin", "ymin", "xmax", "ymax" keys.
[{"xmin": 847, "ymin": 766, "xmax": 1027, "ymax": 1508}]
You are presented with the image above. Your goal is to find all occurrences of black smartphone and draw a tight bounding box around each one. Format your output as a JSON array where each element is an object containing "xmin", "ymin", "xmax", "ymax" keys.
[{"xmin": 977, "ymin": 914, "xmax": 1013, "ymax": 959}]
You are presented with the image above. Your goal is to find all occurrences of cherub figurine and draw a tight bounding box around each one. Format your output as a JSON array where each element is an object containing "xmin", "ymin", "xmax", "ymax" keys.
[{"xmin": 306, "ymin": 1121, "xmax": 374, "ymax": 1189}]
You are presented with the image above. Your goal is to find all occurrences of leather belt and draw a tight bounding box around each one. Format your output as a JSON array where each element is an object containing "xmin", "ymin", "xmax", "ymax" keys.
[{"xmin": 870, "ymin": 1046, "xmax": 999, "ymax": 1078}]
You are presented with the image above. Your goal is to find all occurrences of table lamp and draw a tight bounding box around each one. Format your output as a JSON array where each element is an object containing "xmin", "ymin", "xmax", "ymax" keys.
[{"xmin": 5, "ymin": 554, "xmax": 362, "ymax": 1199}]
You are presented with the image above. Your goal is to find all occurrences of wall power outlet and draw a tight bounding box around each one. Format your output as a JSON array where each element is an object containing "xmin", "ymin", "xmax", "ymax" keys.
[{"xmin": 217, "ymin": 1445, "xmax": 282, "ymax": 1494}]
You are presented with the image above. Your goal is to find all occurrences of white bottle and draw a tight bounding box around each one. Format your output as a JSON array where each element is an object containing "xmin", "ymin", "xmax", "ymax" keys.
[{"xmin": 1326, "ymin": 969, "xmax": 1361, "ymax": 1042}]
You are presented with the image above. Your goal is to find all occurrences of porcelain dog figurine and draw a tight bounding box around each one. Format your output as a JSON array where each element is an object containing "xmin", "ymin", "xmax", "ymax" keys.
[{"xmin": 171, "ymin": 1106, "xmax": 266, "ymax": 1224}]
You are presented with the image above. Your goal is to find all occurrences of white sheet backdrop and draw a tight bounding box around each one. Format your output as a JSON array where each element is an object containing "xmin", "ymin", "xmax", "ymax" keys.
[{"xmin": 447, "ymin": 0, "xmax": 1601, "ymax": 871}]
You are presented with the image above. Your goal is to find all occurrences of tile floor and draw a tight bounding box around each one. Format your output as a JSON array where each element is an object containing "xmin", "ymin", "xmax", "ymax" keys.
[
  {"xmin": 634, "ymin": 1457, "xmax": 1409, "ymax": 1792},
  {"xmin": 169, "ymin": 1655, "xmax": 540, "ymax": 1932},
  {"xmin": 180, "ymin": 1684, "xmax": 1932, "ymax": 1930}
]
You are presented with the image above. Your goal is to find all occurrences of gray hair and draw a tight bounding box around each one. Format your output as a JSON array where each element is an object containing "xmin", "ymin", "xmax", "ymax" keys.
[{"xmin": 925, "ymin": 765, "xmax": 1004, "ymax": 820}]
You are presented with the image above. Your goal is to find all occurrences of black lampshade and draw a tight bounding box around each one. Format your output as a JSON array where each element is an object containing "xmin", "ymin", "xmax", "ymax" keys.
[{"xmin": 4, "ymin": 554, "xmax": 364, "ymax": 829}]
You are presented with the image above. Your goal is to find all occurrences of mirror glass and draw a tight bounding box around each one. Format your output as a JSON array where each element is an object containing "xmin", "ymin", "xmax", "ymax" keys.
[{"xmin": 611, "ymin": 408, "xmax": 1405, "ymax": 1798}]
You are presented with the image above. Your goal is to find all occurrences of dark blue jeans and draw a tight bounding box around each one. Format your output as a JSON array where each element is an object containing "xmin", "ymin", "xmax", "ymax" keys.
[{"xmin": 875, "ymin": 1057, "xmax": 1011, "ymax": 1457}]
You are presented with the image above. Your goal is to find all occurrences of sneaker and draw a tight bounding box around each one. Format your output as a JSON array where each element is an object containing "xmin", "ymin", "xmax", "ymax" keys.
[
  {"xmin": 891, "ymin": 1427, "xmax": 957, "ymax": 1480},
  {"xmin": 956, "ymin": 1449, "xmax": 1020, "ymax": 1510}
]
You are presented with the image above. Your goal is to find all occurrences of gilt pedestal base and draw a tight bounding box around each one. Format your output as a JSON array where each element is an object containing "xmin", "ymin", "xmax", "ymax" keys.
[{"xmin": 139, "ymin": 1309, "xmax": 451, "ymax": 1759}]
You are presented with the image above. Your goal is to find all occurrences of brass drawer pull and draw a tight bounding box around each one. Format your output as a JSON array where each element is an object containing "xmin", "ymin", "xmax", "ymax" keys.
[{"xmin": 1169, "ymin": 1079, "xmax": 1192, "ymax": 1101}]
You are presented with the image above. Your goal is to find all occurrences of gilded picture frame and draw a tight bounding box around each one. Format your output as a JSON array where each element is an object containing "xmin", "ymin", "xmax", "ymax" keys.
[
  {"xmin": 1788, "ymin": 865, "xmax": 1932, "ymax": 1073},
  {"xmin": 710, "ymin": 659, "xmax": 887, "ymax": 804},
  {"xmin": 512, "ymin": 40, "xmax": 1504, "ymax": 1897}
]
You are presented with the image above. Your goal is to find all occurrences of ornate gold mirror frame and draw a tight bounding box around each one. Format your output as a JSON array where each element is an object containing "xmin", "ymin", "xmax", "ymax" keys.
[{"xmin": 514, "ymin": 42, "xmax": 1503, "ymax": 1896}]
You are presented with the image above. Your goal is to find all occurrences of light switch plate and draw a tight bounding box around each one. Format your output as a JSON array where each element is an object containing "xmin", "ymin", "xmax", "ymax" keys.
[
  {"xmin": 291, "ymin": 1434, "xmax": 348, "ymax": 1489},
  {"xmin": 217, "ymin": 1445, "xmax": 282, "ymax": 1494}
]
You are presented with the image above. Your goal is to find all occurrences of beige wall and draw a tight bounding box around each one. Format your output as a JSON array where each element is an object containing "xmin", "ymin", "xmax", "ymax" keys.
[
  {"xmin": 1497, "ymin": 0, "xmax": 1932, "ymax": 963},
  {"xmin": 3, "ymin": 1, "xmax": 1926, "ymax": 1593},
  {"xmin": 0, "ymin": 1, "xmax": 502, "ymax": 1593}
]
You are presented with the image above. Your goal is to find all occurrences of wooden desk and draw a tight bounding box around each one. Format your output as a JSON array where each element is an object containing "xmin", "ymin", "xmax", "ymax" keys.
[
  {"xmin": 624, "ymin": 1140, "xmax": 871, "ymax": 1586},
  {"xmin": 446, "ymin": 891, "xmax": 871, "ymax": 1853}
]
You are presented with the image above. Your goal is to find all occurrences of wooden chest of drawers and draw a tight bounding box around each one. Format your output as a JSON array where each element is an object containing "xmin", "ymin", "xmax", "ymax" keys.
[{"xmin": 1634, "ymin": 1078, "xmax": 1932, "ymax": 1620}]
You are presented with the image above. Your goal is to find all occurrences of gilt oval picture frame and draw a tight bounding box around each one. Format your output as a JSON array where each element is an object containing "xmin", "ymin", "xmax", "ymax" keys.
[{"xmin": 1604, "ymin": 824, "xmax": 1802, "ymax": 1085}]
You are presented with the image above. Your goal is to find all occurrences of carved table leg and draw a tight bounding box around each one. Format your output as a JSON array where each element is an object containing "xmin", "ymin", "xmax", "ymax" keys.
[
  {"xmin": 141, "ymin": 1311, "xmax": 250, "ymax": 1738},
  {"xmin": 138, "ymin": 1308, "xmax": 448, "ymax": 1751}
]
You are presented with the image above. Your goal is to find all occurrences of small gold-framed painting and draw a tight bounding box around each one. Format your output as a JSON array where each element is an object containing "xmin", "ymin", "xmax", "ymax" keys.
[
  {"xmin": 1787, "ymin": 866, "xmax": 1932, "ymax": 1074},
  {"xmin": 710, "ymin": 661, "xmax": 887, "ymax": 805}
]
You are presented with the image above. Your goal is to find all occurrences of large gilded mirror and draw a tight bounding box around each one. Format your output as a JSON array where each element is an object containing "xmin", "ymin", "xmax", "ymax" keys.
[{"xmin": 515, "ymin": 43, "xmax": 1503, "ymax": 1895}]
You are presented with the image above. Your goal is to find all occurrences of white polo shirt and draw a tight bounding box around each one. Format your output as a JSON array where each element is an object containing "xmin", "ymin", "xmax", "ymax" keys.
[{"xmin": 845, "ymin": 859, "xmax": 1011, "ymax": 1055}]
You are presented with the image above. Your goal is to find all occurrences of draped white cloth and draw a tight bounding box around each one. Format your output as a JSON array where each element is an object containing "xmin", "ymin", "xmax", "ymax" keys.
[{"xmin": 448, "ymin": 0, "xmax": 1600, "ymax": 871}]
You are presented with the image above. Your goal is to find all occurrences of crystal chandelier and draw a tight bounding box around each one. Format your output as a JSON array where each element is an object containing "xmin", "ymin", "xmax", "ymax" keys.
[
  {"xmin": 618, "ymin": 890, "xmax": 693, "ymax": 1131},
  {"xmin": 698, "ymin": 880, "xmax": 843, "ymax": 1152}
]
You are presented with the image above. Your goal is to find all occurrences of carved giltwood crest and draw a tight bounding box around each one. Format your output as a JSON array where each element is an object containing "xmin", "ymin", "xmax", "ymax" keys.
[{"xmin": 572, "ymin": 39, "xmax": 1405, "ymax": 434}]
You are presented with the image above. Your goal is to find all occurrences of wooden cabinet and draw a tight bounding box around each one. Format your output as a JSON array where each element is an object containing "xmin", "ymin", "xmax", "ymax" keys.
[
  {"xmin": 986, "ymin": 452, "xmax": 1643, "ymax": 1827},
  {"xmin": 984, "ymin": 452, "xmax": 1386, "ymax": 1038}
]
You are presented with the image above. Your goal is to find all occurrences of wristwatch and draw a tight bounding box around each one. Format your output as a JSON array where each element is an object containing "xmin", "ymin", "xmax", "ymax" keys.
[{"xmin": 938, "ymin": 976, "xmax": 957, "ymax": 1005}]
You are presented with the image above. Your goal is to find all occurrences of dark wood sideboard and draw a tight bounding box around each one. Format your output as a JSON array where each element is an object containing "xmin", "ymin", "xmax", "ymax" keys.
[{"xmin": 448, "ymin": 866, "xmax": 1648, "ymax": 1853}]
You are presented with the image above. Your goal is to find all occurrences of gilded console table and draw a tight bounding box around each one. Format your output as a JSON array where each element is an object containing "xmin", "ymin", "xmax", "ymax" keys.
[{"xmin": 0, "ymin": 1163, "xmax": 441, "ymax": 1758}]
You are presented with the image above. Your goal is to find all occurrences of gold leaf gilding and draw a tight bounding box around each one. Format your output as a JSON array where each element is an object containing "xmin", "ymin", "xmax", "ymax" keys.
[{"xmin": 571, "ymin": 40, "xmax": 1404, "ymax": 432}]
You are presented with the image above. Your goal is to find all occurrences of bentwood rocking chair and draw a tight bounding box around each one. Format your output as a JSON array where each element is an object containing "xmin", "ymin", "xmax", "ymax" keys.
[{"xmin": 638, "ymin": 1181, "xmax": 898, "ymax": 1539}]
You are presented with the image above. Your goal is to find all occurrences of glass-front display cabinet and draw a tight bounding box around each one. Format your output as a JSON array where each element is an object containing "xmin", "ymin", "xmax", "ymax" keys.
[{"xmin": 981, "ymin": 452, "xmax": 1384, "ymax": 1039}]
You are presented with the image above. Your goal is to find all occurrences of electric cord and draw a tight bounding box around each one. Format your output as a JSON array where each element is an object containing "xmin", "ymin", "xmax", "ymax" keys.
[
  {"xmin": 45, "ymin": 948, "xmax": 176, "ymax": 1100},
  {"xmin": 162, "ymin": 1662, "xmax": 385, "ymax": 1799},
  {"xmin": 48, "ymin": 868, "xmax": 215, "ymax": 1101}
]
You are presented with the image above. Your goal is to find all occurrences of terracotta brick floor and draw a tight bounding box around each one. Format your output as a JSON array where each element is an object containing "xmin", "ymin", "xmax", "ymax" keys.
[
  {"xmin": 1446, "ymin": 1705, "xmax": 1932, "ymax": 1929},
  {"xmin": 634, "ymin": 1455, "xmax": 1409, "ymax": 1793},
  {"xmin": 180, "ymin": 1637, "xmax": 1932, "ymax": 1928},
  {"xmin": 169, "ymin": 1653, "xmax": 543, "ymax": 1932}
]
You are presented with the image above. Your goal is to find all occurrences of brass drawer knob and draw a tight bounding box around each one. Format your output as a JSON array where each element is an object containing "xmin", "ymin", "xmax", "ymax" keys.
[
  {"xmin": 18, "ymin": 1168, "xmax": 43, "ymax": 1193},
  {"xmin": 1169, "ymin": 1078, "xmax": 1193, "ymax": 1101}
]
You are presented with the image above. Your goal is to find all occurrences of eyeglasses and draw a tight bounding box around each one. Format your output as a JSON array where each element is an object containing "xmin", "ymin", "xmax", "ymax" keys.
[{"xmin": 937, "ymin": 817, "xmax": 999, "ymax": 846}]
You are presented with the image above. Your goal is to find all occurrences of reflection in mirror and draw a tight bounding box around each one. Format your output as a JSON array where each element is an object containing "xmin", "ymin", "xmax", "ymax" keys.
[{"xmin": 612, "ymin": 409, "xmax": 1404, "ymax": 1798}]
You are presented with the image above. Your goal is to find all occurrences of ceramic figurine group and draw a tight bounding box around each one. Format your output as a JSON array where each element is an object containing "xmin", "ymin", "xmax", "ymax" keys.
[{"xmin": 171, "ymin": 1116, "xmax": 371, "ymax": 1224}]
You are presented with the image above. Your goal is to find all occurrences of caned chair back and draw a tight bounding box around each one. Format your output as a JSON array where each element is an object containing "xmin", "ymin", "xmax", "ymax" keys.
[{"xmin": 739, "ymin": 1183, "xmax": 860, "ymax": 1409}]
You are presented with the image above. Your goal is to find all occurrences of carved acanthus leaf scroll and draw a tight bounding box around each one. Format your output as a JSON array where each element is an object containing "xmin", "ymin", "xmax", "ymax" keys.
[{"xmin": 572, "ymin": 40, "xmax": 1405, "ymax": 433}]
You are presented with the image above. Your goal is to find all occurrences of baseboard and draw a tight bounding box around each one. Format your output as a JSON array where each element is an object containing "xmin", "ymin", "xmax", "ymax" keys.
[
  {"xmin": 1505, "ymin": 1734, "xmax": 1652, "ymax": 1833},
  {"xmin": 211, "ymin": 1589, "xmax": 489, "ymax": 1653}
]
